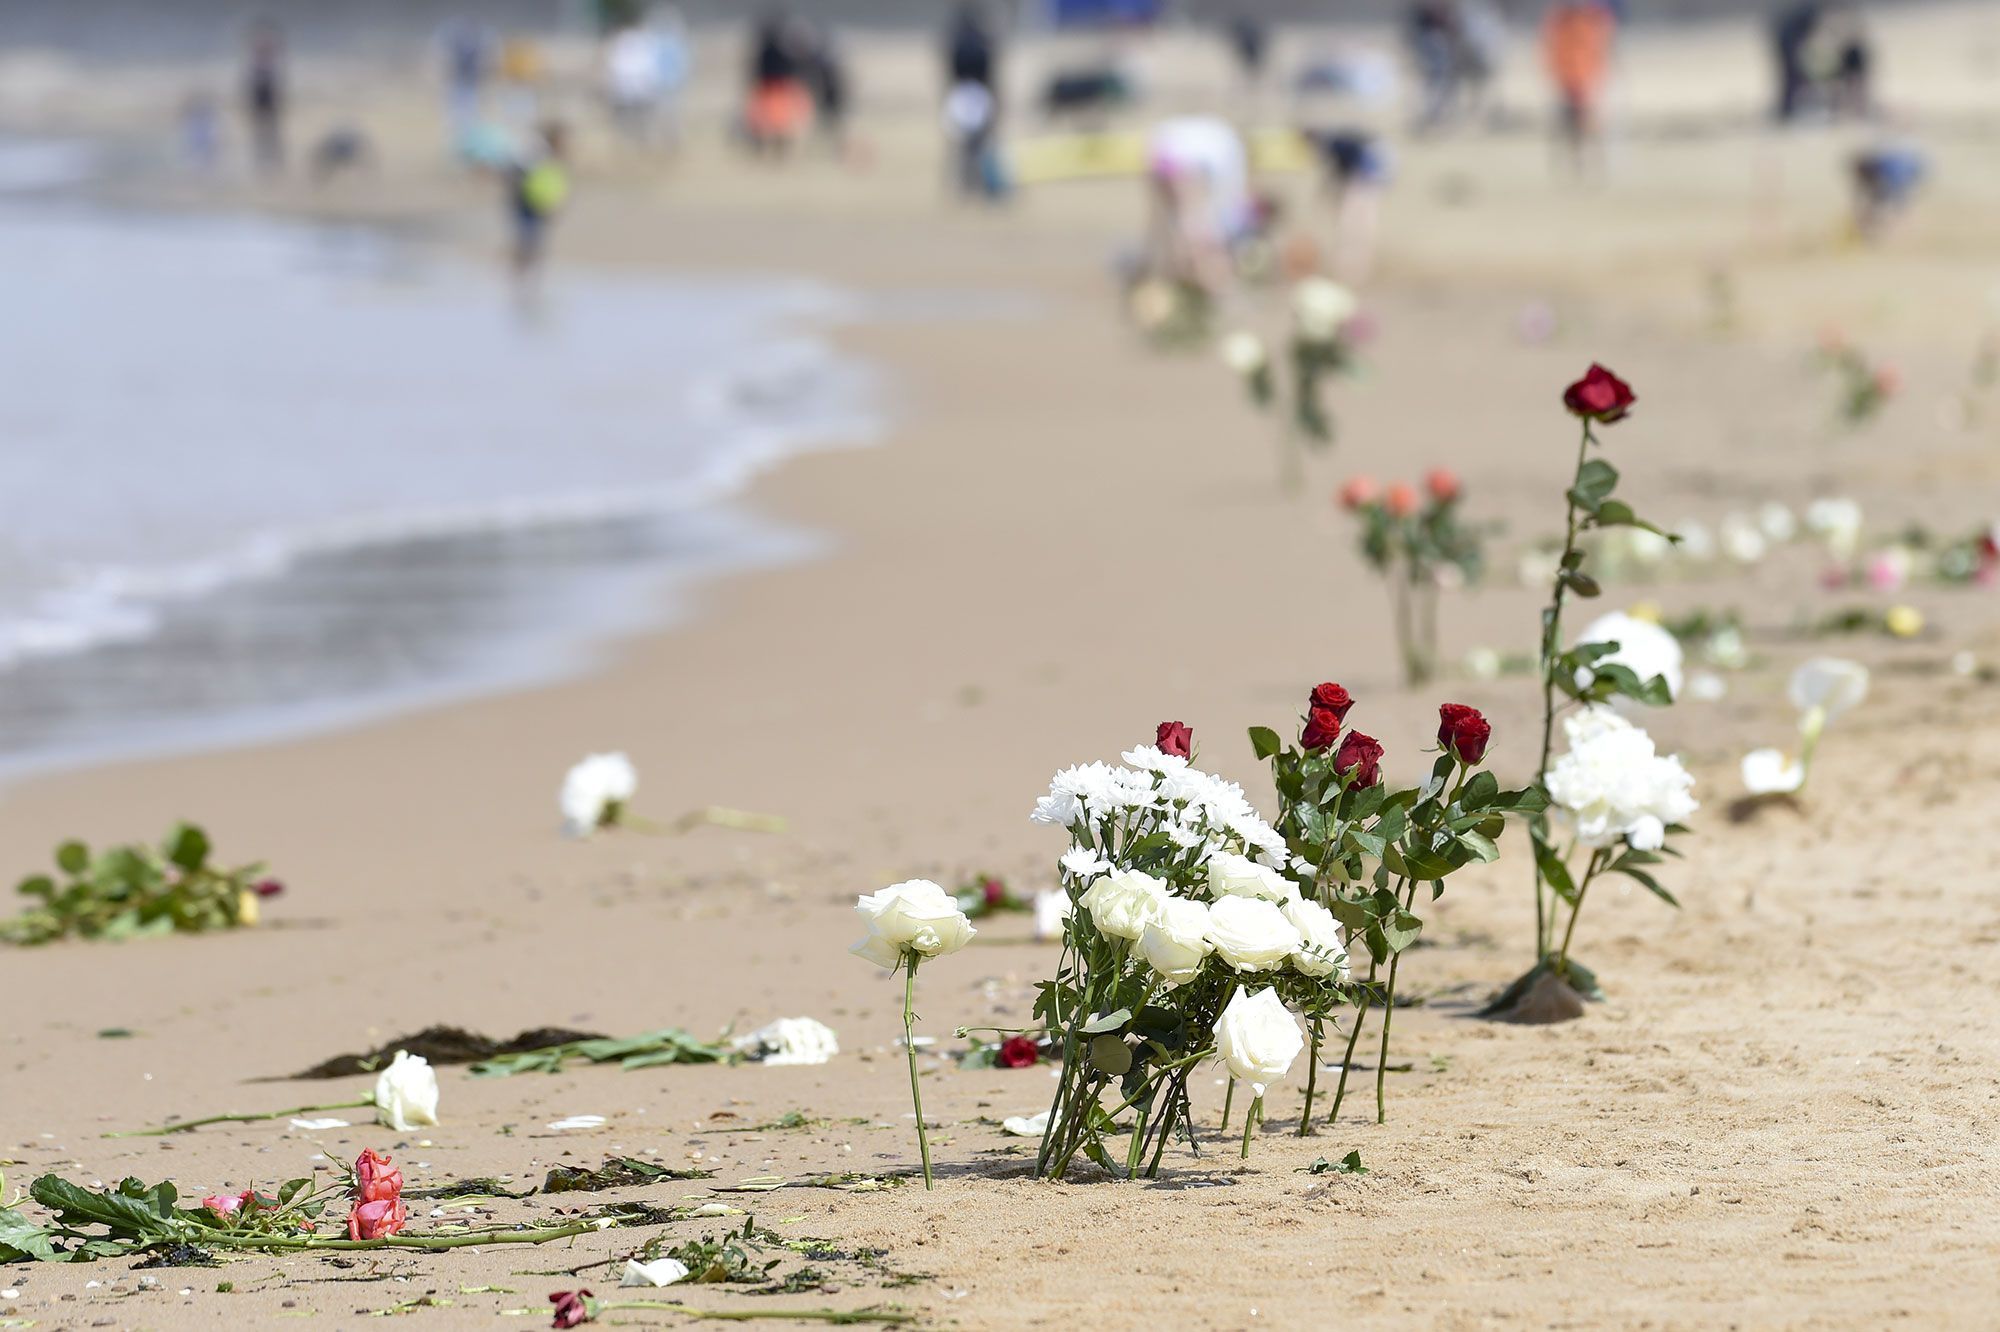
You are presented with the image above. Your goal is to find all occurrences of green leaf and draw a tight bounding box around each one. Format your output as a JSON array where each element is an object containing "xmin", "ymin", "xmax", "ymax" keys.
[
  {"xmin": 162, "ymin": 825, "xmax": 210, "ymax": 873},
  {"xmin": 1564, "ymin": 570, "xmax": 1602, "ymax": 598},
  {"xmin": 1535, "ymin": 839, "xmax": 1579, "ymax": 905},
  {"xmin": 1248, "ymin": 726, "xmax": 1283, "ymax": 761},
  {"xmin": 1567, "ymin": 458, "xmax": 1619, "ymax": 512},
  {"xmin": 1456, "ymin": 830, "xmax": 1500, "ymax": 863},
  {"xmin": 1379, "ymin": 909, "xmax": 1423, "ymax": 955},
  {"xmin": 55, "ymin": 841, "xmax": 90, "ymax": 876},
  {"xmin": 1457, "ymin": 771, "xmax": 1499, "ymax": 812},
  {"xmin": 1081, "ymin": 1008, "xmax": 1132, "ymax": 1035},
  {"xmin": 1614, "ymin": 864, "xmax": 1680, "ymax": 908},
  {"xmin": 0, "ymin": 1207, "xmax": 66, "ymax": 1262}
]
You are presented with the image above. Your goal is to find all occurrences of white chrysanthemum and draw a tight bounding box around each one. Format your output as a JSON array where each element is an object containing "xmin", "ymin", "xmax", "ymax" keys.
[
  {"xmin": 1214, "ymin": 987, "xmax": 1305, "ymax": 1097},
  {"xmin": 1058, "ymin": 846, "xmax": 1112, "ymax": 880},
  {"xmin": 1205, "ymin": 895, "xmax": 1304, "ymax": 972},
  {"xmin": 1283, "ymin": 898, "xmax": 1350, "ymax": 981},
  {"xmin": 1121, "ymin": 744, "xmax": 1190, "ymax": 774},
  {"xmin": 1543, "ymin": 708, "xmax": 1699, "ymax": 851},
  {"xmin": 1804, "ymin": 497, "xmax": 1864, "ymax": 559},
  {"xmin": 560, "ymin": 752, "xmax": 637, "ymax": 835},
  {"xmin": 1292, "ymin": 277, "xmax": 1358, "ymax": 342},
  {"xmin": 1741, "ymin": 748, "xmax": 1805, "ymax": 796},
  {"xmin": 1079, "ymin": 870, "xmax": 1170, "ymax": 942},
  {"xmin": 1576, "ymin": 610, "xmax": 1684, "ymax": 701},
  {"xmin": 1206, "ymin": 851, "xmax": 1299, "ymax": 904},
  {"xmin": 737, "ymin": 1017, "xmax": 839, "ymax": 1066},
  {"xmin": 1218, "ymin": 331, "xmax": 1268, "ymax": 375},
  {"xmin": 1139, "ymin": 898, "xmax": 1215, "ymax": 986}
]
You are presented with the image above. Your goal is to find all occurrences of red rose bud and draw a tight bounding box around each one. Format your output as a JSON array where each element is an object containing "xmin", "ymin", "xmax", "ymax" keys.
[
  {"xmin": 981, "ymin": 877, "xmax": 1006, "ymax": 908},
  {"xmin": 550, "ymin": 1291, "xmax": 594, "ymax": 1330},
  {"xmin": 1425, "ymin": 467, "xmax": 1461, "ymax": 503},
  {"xmin": 1333, "ymin": 730, "xmax": 1384, "ymax": 787},
  {"xmin": 1437, "ymin": 703, "xmax": 1492, "ymax": 764},
  {"xmin": 1300, "ymin": 706, "xmax": 1343, "ymax": 751},
  {"xmin": 1562, "ymin": 363, "xmax": 1636, "ymax": 424},
  {"xmin": 1308, "ymin": 682, "xmax": 1354, "ymax": 722},
  {"xmin": 1337, "ymin": 475, "xmax": 1378, "ymax": 510},
  {"xmin": 997, "ymin": 1035, "xmax": 1041, "ymax": 1068},
  {"xmin": 1384, "ymin": 483, "xmax": 1418, "ymax": 518},
  {"xmin": 253, "ymin": 878, "xmax": 285, "ymax": 898},
  {"xmin": 1155, "ymin": 720, "xmax": 1193, "ymax": 758}
]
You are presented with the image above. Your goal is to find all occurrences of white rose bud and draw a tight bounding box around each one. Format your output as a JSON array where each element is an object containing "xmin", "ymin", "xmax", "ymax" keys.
[
  {"xmin": 1206, "ymin": 851, "xmax": 1299, "ymax": 905},
  {"xmin": 559, "ymin": 751, "xmax": 637, "ymax": 836},
  {"xmin": 1292, "ymin": 276, "xmax": 1358, "ymax": 342},
  {"xmin": 1219, "ymin": 331, "xmax": 1267, "ymax": 376},
  {"xmin": 1078, "ymin": 870, "xmax": 1170, "ymax": 943},
  {"xmin": 1741, "ymin": 748, "xmax": 1806, "ymax": 795},
  {"xmin": 1213, "ymin": 987, "xmax": 1305, "ymax": 1097},
  {"xmin": 1139, "ymin": 898, "xmax": 1215, "ymax": 986},
  {"xmin": 1283, "ymin": 898, "xmax": 1350, "ymax": 980},
  {"xmin": 849, "ymin": 879, "xmax": 977, "ymax": 969},
  {"xmin": 372, "ymin": 1050, "xmax": 441, "ymax": 1131},
  {"xmin": 1205, "ymin": 895, "xmax": 1303, "ymax": 972}
]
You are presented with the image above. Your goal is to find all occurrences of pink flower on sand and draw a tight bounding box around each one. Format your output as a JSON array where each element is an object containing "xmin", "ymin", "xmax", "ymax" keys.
[
  {"xmin": 202, "ymin": 1190, "xmax": 253, "ymax": 1219},
  {"xmin": 1865, "ymin": 550, "xmax": 1908, "ymax": 593}
]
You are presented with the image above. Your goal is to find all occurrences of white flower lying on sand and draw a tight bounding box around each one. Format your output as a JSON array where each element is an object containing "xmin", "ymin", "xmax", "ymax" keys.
[
  {"xmin": 1205, "ymin": 895, "xmax": 1303, "ymax": 973},
  {"xmin": 1292, "ymin": 277, "xmax": 1358, "ymax": 341},
  {"xmin": 560, "ymin": 751, "xmax": 637, "ymax": 836},
  {"xmin": 622, "ymin": 1258, "xmax": 691, "ymax": 1287},
  {"xmin": 1576, "ymin": 609, "xmax": 1684, "ymax": 701},
  {"xmin": 1758, "ymin": 501, "xmax": 1798, "ymax": 543},
  {"xmin": 1032, "ymin": 888, "xmax": 1071, "ymax": 940},
  {"xmin": 1544, "ymin": 707, "xmax": 1699, "ymax": 851},
  {"xmin": 547, "ymin": 1114, "xmax": 608, "ymax": 1132},
  {"xmin": 1742, "ymin": 748, "xmax": 1806, "ymax": 795},
  {"xmin": 1719, "ymin": 513, "xmax": 1768, "ymax": 565},
  {"xmin": 735, "ymin": 1017, "xmax": 839, "ymax": 1066},
  {"xmin": 1213, "ymin": 987, "xmax": 1304, "ymax": 1098},
  {"xmin": 372, "ymin": 1051, "xmax": 440, "ymax": 1132},
  {"xmin": 289, "ymin": 1118, "xmax": 350, "ymax": 1131},
  {"xmin": 1804, "ymin": 497, "xmax": 1864, "ymax": 559},
  {"xmin": 850, "ymin": 879, "xmax": 976, "ymax": 969},
  {"xmin": 1219, "ymin": 330, "xmax": 1268, "ymax": 375},
  {"xmin": 1002, "ymin": 1110, "xmax": 1049, "ymax": 1137}
]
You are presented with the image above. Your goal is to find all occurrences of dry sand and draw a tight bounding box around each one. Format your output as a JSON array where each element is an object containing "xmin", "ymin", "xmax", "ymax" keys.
[{"xmin": 6, "ymin": 7, "xmax": 2000, "ymax": 1328}]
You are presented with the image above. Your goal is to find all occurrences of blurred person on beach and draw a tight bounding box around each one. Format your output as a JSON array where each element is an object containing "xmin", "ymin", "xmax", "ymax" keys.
[
  {"xmin": 1542, "ymin": 0, "xmax": 1616, "ymax": 176},
  {"xmin": 242, "ymin": 16, "xmax": 286, "ymax": 173},
  {"xmin": 1144, "ymin": 115, "xmax": 1257, "ymax": 298},
  {"xmin": 1771, "ymin": 2, "xmax": 1822, "ymax": 122},
  {"xmin": 506, "ymin": 121, "xmax": 571, "ymax": 286},
  {"xmin": 802, "ymin": 23, "xmax": 853, "ymax": 157},
  {"xmin": 498, "ymin": 36, "xmax": 548, "ymax": 132},
  {"xmin": 1406, "ymin": 2, "xmax": 1461, "ymax": 131},
  {"xmin": 1848, "ymin": 137, "xmax": 1924, "ymax": 242},
  {"xmin": 944, "ymin": 4, "xmax": 1005, "ymax": 201},
  {"xmin": 606, "ymin": 20, "xmax": 668, "ymax": 145},
  {"xmin": 1822, "ymin": 4, "xmax": 1874, "ymax": 120},
  {"xmin": 744, "ymin": 11, "xmax": 814, "ymax": 156},
  {"xmin": 1304, "ymin": 129, "xmax": 1393, "ymax": 284},
  {"xmin": 438, "ymin": 17, "xmax": 494, "ymax": 143},
  {"xmin": 1226, "ymin": 9, "xmax": 1270, "ymax": 104}
]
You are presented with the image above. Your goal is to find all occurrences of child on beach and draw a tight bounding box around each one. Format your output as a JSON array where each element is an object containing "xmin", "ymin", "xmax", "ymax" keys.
[
  {"xmin": 1542, "ymin": 0, "xmax": 1616, "ymax": 176},
  {"xmin": 507, "ymin": 122, "xmax": 571, "ymax": 282}
]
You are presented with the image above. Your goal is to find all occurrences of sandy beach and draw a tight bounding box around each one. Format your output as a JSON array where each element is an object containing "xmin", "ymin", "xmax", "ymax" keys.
[{"xmin": 5, "ymin": 5, "xmax": 2000, "ymax": 1328}]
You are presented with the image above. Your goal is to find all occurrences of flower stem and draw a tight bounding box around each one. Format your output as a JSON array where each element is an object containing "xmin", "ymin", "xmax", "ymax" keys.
[
  {"xmin": 902, "ymin": 955, "xmax": 933, "ymax": 1190},
  {"xmin": 1298, "ymin": 1021, "xmax": 1321, "ymax": 1135},
  {"xmin": 1328, "ymin": 960, "xmax": 1377, "ymax": 1124},
  {"xmin": 1554, "ymin": 852, "xmax": 1604, "ymax": 978},
  {"xmin": 200, "ymin": 1218, "xmax": 607, "ymax": 1253},
  {"xmin": 1220, "ymin": 1078, "xmax": 1235, "ymax": 1133},
  {"xmin": 105, "ymin": 1097, "xmax": 374, "ymax": 1139},
  {"xmin": 1375, "ymin": 953, "xmax": 1402, "ymax": 1125},
  {"xmin": 1240, "ymin": 1096, "xmax": 1259, "ymax": 1159},
  {"xmin": 1533, "ymin": 419, "xmax": 1597, "ymax": 960}
]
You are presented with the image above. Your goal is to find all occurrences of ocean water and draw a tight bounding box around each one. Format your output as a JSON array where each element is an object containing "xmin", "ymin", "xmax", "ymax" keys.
[{"xmin": 0, "ymin": 148, "xmax": 878, "ymax": 774}]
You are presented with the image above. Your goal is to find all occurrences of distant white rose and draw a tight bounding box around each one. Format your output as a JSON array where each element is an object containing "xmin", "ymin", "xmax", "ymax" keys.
[
  {"xmin": 1078, "ymin": 870, "xmax": 1170, "ymax": 943},
  {"xmin": 1789, "ymin": 657, "xmax": 1869, "ymax": 723},
  {"xmin": 1576, "ymin": 610, "xmax": 1684, "ymax": 701},
  {"xmin": 1684, "ymin": 670, "xmax": 1729, "ymax": 703},
  {"xmin": 622, "ymin": 1258, "xmax": 691, "ymax": 1287},
  {"xmin": 1139, "ymin": 898, "xmax": 1215, "ymax": 986},
  {"xmin": 1283, "ymin": 898, "xmax": 1350, "ymax": 980},
  {"xmin": 372, "ymin": 1050, "xmax": 440, "ymax": 1131},
  {"xmin": 1804, "ymin": 497, "xmax": 1864, "ymax": 559},
  {"xmin": 560, "ymin": 751, "xmax": 637, "ymax": 836},
  {"xmin": 1292, "ymin": 277, "xmax": 1358, "ymax": 342},
  {"xmin": 1757, "ymin": 501, "xmax": 1797, "ymax": 543},
  {"xmin": 1032, "ymin": 888, "xmax": 1072, "ymax": 941},
  {"xmin": 737, "ymin": 1017, "xmax": 839, "ymax": 1066},
  {"xmin": 1213, "ymin": 987, "xmax": 1305, "ymax": 1097},
  {"xmin": 850, "ymin": 879, "xmax": 976, "ymax": 969},
  {"xmin": 1205, "ymin": 895, "xmax": 1303, "ymax": 972},
  {"xmin": 1206, "ymin": 851, "xmax": 1299, "ymax": 904},
  {"xmin": 1719, "ymin": 513, "xmax": 1768, "ymax": 565},
  {"xmin": 1741, "ymin": 748, "xmax": 1805, "ymax": 795},
  {"xmin": 1672, "ymin": 520, "xmax": 1715, "ymax": 562},
  {"xmin": 1219, "ymin": 331, "xmax": 1268, "ymax": 376}
]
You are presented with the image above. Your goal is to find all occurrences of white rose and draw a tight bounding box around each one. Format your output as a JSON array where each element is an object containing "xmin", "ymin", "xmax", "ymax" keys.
[
  {"xmin": 1219, "ymin": 331, "xmax": 1267, "ymax": 375},
  {"xmin": 560, "ymin": 751, "xmax": 637, "ymax": 836},
  {"xmin": 1032, "ymin": 888, "xmax": 1072, "ymax": 941},
  {"xmin": 1544, "ymin": 708, "xmax": 1699, "ymax": 850},
  {"xmin": 1672, "ymin": 520, "xmax": 1716, "ymax": 562},
  {"xmin": 1719, "ymin": 513, "xmax": 1768, "ymax": 565},
  {"xmin": 1741, "ymin": 748, "xmax": 1805, "ymax": 795},
  {"xmin": 737, "ymin": 1017, "xmax": 839, "ymax": 1066},
  {"xmin": 1804, "ymin": 497, "xmax": 1864, "ymax": 558},
  {"xmin": 1576, "ymin": 610, "xmax": 1684, "ymax": 701},
  {"xmin": 1292, "ymin": 277, "xmax": 1357, "ymax": 342},
  {"xmin": 1139, "ymin": 898, "xmax": 1215, "ymax": 986},
  {"xmin": 1078, "ymin": 870, "xmax": 1169, "ymax": 943},
  {"xmin": 849, "ymin": 879, "xmax": 976, "ymax": 969},
  {"xmin": 1206, "ymin": 851, "xmax": 1299, "ymax": 905},
  {"xmin": 1283, "ymin": 898, "xmax": 1349, "ymax": 980},
  {"xmin": 1789, "ymin": 657, "xmax": 1869, "ymax": 722},
  {"xmin": 621, "ymin": 1257, "xmax": 691, "ymax": 1287},
  {"xmin": 1205, "ymin": 895, "xmax": 1303, "ymax": 972},
  {"xmin": 372, "ymin": 1050, "xmax": 440, "ymax": 1131},
  {"xmin": 1757, "ymin": 501, "xmax": 1797, "ymax": 543},
  {"xmin": 1213, "ymin": 987, "xmax": 1305, "ymax": 1097}
]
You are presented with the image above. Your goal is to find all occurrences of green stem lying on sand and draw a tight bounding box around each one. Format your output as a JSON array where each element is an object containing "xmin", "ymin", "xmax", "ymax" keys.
[
  {"xmin": 201, "ymin": 1219, "xmax": 612, "ymax": 1253},
  {"xmin": 523, "ymin": 1303, "xmax": 915, "ymax": 1326},
  {"xmin": 105, "ymin": 1097, "xmax": 374, "ymax": 1138}
]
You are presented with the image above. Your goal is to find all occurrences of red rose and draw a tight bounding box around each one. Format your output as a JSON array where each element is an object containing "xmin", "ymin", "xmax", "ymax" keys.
[
  {"xmin": 1308, "ymin": 682, "xmax": 1354, "ymax": 722},
  {"xmin": 549, "ymin": 1291, "xmax": 594, "ymax": 1330},
  {"xmin": 1436, "ymin": 703, "xmax": 1491, "ymax": 764},
  {"xmin": 1384, "ymin": 482, "xmax": 1418, "ymax": 518},
  {"xmin": 1301, "ymin": 706, "xmax": 1343, "ymax": 751},
  {"xmin": 1337, "ymin": 476, "xmax": 1378, "ymax": 510},
  {"xmin": 981, "ymin": 877, "xmax": 1006, "ymax": 908},
  {"xmin": 996, "ymin": 1035, "xmax": 1041, "ymax": 1068},
  {"xmin": 1425, "ymin": 467, "xmax": 1460, "ymax": 503},
  {"xmin": 253, "ymin": 878, "xmax": 285, "ymax": 898},
  {"xmin": 1562, "ymin": 363, "xmax": 1636, "ymax": 424},
  {"xmin": 1333, "ymin": 730, "xmax": 1384, "ymax": 788},
  {"xmin": 348, "ymin": 1148, "xmax": 407, "ymax": 1240},
  {"xmin": 1155, "ymin": 720, "xmax": 1193, "ymax": 758}
]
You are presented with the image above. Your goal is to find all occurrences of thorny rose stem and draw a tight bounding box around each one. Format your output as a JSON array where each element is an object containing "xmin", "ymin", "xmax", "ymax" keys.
[
  {"xmin": 105, "ymin": 1096, "xmax": 375, "ymax": 1138},
  {"xmin": 1327, "ymin": 957, "xmax": 1378, "ymax": 1123},
  {"xmin": 903, "ymin": 955, "xmax": 933, "ymax": 1189},
  {"xmin": 1534, "ymin": 418, "xmax": 1597, "ymax": 960}
]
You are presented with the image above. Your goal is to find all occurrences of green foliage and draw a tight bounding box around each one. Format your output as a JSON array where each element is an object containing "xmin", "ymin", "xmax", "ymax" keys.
[
  {"xmin": 469, "ymin": 1028, "xmax": 731, "ymax": 1076},
  {"xmin": 1300, "ymin": 1150, "xmax": 1369, "ymax": 1176},
  {"xmin": 3, "ymin": 824, "xmax": 269, "ymax": 946},
  {"xmin": 542, "ymin": 1157, "xmax": 714, "ymax": 1193}
]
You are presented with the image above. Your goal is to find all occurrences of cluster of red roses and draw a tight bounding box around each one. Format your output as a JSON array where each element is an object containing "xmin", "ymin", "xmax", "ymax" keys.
[
  {"xmin": 1296, "ymin": 680, "xmax": 1490, "ymax": 775},
  {"xmin": 349, "ymin": 1148, "xmax": 407, "ymax": 1241},
  {"xmin": 1337, "ymin": 467, "xmax": 1460, "ymax": 519}
]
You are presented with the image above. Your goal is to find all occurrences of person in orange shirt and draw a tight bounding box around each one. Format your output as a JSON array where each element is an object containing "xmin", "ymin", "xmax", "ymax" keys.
[{"xmin": 1542, "ymin": 1, "xmax": 1616, "ymax": 174}]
